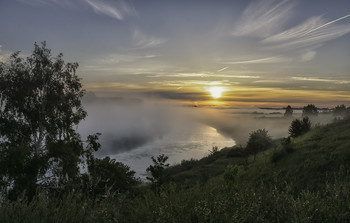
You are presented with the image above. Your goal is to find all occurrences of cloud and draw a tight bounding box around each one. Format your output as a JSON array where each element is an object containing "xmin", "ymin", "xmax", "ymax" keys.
[
  {"xmin": 94, "ymin": 53, "xmax": 159, "ymax": 65},
  {"xmin": 16, "ymin": 0, "xmax": 136, "ymax": 20},
  {"xmin": 232, "ymin": 0, "xmax": 293, "ymax": 38},
  {"xmin": 0, "ymin": 45, "xmax": 12, "ymax": 62},
  {"xmin": 144, "ymin": 90, "xmax": 210, "ymax": 101},
  {"xmin": 300, "ymin": 51, "xmax": 316, "ymax": 62},
  {"xmin": 83, "ymin": 0, "xmax": 136, "ymax": 20},
  {"xmin": 217, "ymin": 66, "xmax": 229, "ymax": 72},
  {"xmin": 263, "ymin": 14, "xmax": 350, "ymax": 50},
  {"xmin": 233, "ymin": 1, "xmax": 350, "ymax": 64},
  {"xmin": 132, "ymin": 28, "xmax": 166, "ymax": 49},
  {"xmin": 291, "ymin": 76, "xmax": 350, "ymax": 84},
  {"xmin": 222, "ymin": 56, "xmax": 291, "ymax": 64}
]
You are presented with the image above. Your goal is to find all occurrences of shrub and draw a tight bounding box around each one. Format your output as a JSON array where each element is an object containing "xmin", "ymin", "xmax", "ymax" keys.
[
  {"xmin": 246, "ymin": 129, "xmax": 273, "ymax": 160},
  {"xmin": 227, "ymin": 145, "xmax": 246, "ymax": 157},
  {"xmin": 289, "ymin": 117, "xmax": 311, "ymax": 138},
  {"xmin": 302, "ymin": 104, "xmax": 318, "ymax": 116},
  {"xmin": 271, "ymin": 149, "xmax": 287, "ymax": 163}
]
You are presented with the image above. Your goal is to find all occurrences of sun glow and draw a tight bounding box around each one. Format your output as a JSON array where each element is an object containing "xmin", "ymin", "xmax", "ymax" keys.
[{"xmin": 208, "ymin": 86, "xmax": 225, "ymax": 99}]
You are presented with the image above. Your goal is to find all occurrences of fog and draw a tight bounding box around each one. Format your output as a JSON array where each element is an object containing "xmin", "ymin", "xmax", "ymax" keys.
[{"xmin": 78, "ymin": 94, "xmax": 334, "ymax": 176}]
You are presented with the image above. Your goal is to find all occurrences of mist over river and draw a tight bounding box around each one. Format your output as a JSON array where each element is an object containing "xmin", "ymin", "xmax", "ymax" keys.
[
  {"xmin": 110, "ymin": 123, "xmax": 234, "ymax": 178},
  {"xmin": 78, "ymin": 95, "xmax": 332, "ymax": 177},
  {"xmin": 79, "ymin": 97, "xmax": 236, "ymax": 177}
]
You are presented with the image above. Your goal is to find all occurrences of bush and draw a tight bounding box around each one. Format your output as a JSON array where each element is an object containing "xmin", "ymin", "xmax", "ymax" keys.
[
  {"xmin": 289, "ymin": 117, "xmax": 311, "ymax": 138},
  {"xmin": 302, "ymin": 104, "xmax": 318, "ymax": 116},
  {"xmin": 271, "ymin": 149, "xmax": 287, "ymax": 163},
  {"xmin": 227, "ymin": 145, "xmax": 246, "ymax": 157},
  {"xmin": 246, "ymin": 129, "xmax": 273, "ymax": 160}
]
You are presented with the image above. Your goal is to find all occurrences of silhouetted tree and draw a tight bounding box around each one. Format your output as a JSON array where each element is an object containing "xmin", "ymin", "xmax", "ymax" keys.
[
  {"xmin": 246, "ymin": 129, "xmax": 273, "ymax": 160},
  {"xmin": 146, "ymin": 154, "xmax": 169, "ymax": 190},
  {"xmin": 302, "ymin": 104, "xmax": 318, "ymax": 117},
  {"xmin": 334, "ymin": 104, "xmax": 347, "ymax": 116},
  {"xmin": 83, "ymin": 156, "xmax": 140, "ymax": 197},
  {"xmin": 289, "ymin": 117, "xmax": 311, "ymax": 138},
  {"xmin": 284, "ymin": 105, "xmax": 293, "ymax": 117},
  {"xmin": 0, "ymin": 42, "xmax": 99, "ymax": 200}
]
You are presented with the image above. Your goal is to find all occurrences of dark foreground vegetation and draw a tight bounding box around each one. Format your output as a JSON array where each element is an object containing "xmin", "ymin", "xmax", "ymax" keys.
[{"xmin": 1, "ymin": 43, "xmax": 350, "ymax": 222}]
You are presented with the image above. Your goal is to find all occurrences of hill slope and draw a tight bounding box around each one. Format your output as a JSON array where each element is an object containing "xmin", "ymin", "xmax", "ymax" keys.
[
  {"xmin": 2, "ymin": 118, "xmax": 350, "ymax": 222},
  {"xmin": 165, "ymin": 117, "xmax": 350, "ymax": 191},
  {"xmin": 118, "ymin": 118, "xmax": 350, "ymax": 222}
]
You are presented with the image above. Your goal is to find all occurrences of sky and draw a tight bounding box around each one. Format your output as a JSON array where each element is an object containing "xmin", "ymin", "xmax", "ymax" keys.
[{"xmin": 1, "ymin": 0, "xmax": 350, "ymax": 107}]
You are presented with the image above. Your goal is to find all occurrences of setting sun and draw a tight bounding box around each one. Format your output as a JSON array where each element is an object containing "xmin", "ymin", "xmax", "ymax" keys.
[{"xmin": 208, "ymin": 86, "xmax": 225, "ymax": 99}]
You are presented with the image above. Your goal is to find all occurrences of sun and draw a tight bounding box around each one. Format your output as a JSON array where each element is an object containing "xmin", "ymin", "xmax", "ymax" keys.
[{"xmin": 208, "ymin": 86, "xmax": 225, "ymax": 99}]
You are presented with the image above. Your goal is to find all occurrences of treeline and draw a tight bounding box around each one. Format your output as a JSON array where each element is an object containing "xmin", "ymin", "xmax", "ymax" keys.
[{"xmin": 284, "ymin": 104, "xmax": 350, "ymax": 117}]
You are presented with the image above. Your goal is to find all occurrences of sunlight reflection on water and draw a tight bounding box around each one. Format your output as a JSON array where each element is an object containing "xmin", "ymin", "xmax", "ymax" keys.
[{"xmin": 111, "ymin": 124, "xmax": 235, "ymax": 178}]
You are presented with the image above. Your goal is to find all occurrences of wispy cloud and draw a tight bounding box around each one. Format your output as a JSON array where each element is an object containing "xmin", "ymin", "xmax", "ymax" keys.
[
  {"xmin": 222, "ymin": 56, "xmax": 291, "ymax": 64},
  {"xmin": 132, "ymin": 28, "xmax": 166, "ymax": 49},
  {"xmin": 232, "ymin": 1, "xmax": 350, "ymax": 64},
  {"xmin": 291, "ymin": 76, "xmax": 350, "ymax": 84},
  {"xmin": 16, "ymin": 0, "xmax": 136, "ymax": 20},
  {"xmin": 232, "ymin": 0, "xmax": 293, "ymax": 38},
  {"xmin": 148, "ymin": 80, "xmax": 234, "ymax": 88},
  {"xmin": 300, "ymin": 51, "xmax": 316, "ymax": 62},
  {"xmin": 217, "ymin": 66, "xmax": 229, "ymax": 72},
  {"xmin": 83, "ymin": 0, "xmax": 136, "ymax": 20},
  {"xmin": 263, "ymin": 14, "xmax": 350, "ymax": 50}
]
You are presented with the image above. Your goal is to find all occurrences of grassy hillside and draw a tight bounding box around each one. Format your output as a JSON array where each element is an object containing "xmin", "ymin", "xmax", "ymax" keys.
[
  {"xmin": 165, "ymin": 117, "xmax": 350, "ymax": 191},
  {"xmin": 1, "ymin": 118, "xmax": 350, "ymax": 222}
]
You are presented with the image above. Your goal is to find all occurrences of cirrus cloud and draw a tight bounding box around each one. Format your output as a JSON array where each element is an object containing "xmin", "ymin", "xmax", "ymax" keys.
[{"xmin": 83, "ymin": 0, "xmax": 136, "ymax": 20}]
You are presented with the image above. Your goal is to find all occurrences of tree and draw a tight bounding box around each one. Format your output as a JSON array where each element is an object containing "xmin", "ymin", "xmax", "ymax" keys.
[
  {"xmin": 83, "ymin": 156, "xmax": 140, "ymax": 197},
  {"xmin": 333, "ymin": 104, "xmax": 347, "ymax": 116},
  {"xmin": 246, "ymin": 129, "xmax": 273, "ymax": 160},
  {"xmin": 289, "ymin": 117, "xmax": 311, "ymax": 138},
  {"xmin": 284, "ymin": 105, "xmax": 293, "ymax": 117},
  {"xmin": 0, "ymin": 42, "xmax": 96, "ymax": 199},
  {"xmin": 302, "ymin": 104, "xmax": 318, "ymax": 117},
  {"xmin": 146, "ymin": 154, "xmax": 169, "ymax": 190}
]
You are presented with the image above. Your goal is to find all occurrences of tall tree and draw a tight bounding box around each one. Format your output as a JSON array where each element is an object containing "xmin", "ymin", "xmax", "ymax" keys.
[{"xmin": 0, "ymin": 42, "xmax": 93, "ymax": 199}]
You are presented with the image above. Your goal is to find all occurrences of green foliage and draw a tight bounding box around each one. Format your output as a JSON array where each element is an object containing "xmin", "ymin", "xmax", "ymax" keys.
[
  {"xmin": 0, "ymin": 43, "xmax": 101, "ymax": 200},
  {"xmin": 333, "ymin": 104, "xmax": 348, "ymax": 116},
  {"xmin": 2, "ymin": 176, "xmax": 350, "ymax": 222},
  {"xmin": 289, "ymin": 117, "xmax": 311, "ymax": 138},
  {"xmin": 82, "ymin": 156, "xmax": 140, "ymax": 197},
  {"xmin": 227, "ymin": 145, "xmax": 246, "ymax": 157},
  {"xmin": 224, "ymin": 164, "xmax": 239, "ymax": 189},
  {"xmin": 246, "ymin": 129, "xmax": 273, "ymax": 160},
  {"xmin": 208, "ymin": 146, "xmax": 219, "ymax": 156},
  {"xmin": 146, "ymin": 154, "xmax": 170, "ymax": 189},
  {"xmin": 302, "ymin": 104, "xmax": 318, "ymax": 116},
  {"xmin": 0, "ymin": 192, "xmax": 121, "ymax": 223},
  {"xmin": 270, "ymin": 140, "xmax": 293, "ymax": 163}
]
